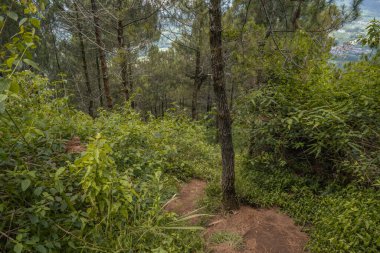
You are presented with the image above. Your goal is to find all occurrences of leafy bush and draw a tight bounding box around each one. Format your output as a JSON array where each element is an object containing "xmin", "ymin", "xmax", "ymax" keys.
[
  {"xmin": 240, "ymin": 61, "xmax": 380, "ymax": 184},
  {"xmin": 237, "ymin": 163, "xmax": 380, "ymax": 253},
  {"xmin": 236, "ymin": 59, "xmax": 380, "ymax": 252},
  {"xmin": 0, "ymin": 72, "xmax": 217, "ymax": 252}
]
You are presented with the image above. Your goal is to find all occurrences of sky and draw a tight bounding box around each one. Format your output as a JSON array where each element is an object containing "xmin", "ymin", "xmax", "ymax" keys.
[
  {"xmin": 331, "ymin": 0, "xmax": 380, "ymax": 62},
  {"xmin": 334, "ymin": 0, "xmax": 380, "ymax": 42}
]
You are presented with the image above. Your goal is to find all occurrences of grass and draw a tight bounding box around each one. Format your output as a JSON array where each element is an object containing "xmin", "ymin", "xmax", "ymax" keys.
[{"xmin": 209, "ymin": 231, "xmax": 245, "ymax": 250}]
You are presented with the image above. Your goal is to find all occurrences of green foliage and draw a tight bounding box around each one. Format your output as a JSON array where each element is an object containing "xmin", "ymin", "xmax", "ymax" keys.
[
  {"xmin": 239, "ymin": 60, "xmax": 380, "ymax": 184},
  {"xmin": 94, "ymin": 105, "xmax": 219, "ymax": 181},
  {"xmin": 0, "ymin": 0, "xmax": 44, "ymax": 115},
  {"xmin": 237, "ymin": 163, "xmax": 380, "ymax": 253},
  {"xmin": 209, "ymin": 231, "xmax": 244, "ymax": 250},
  {"xmin": 0, "ymin": 0, "xmax": 43, "ymax": 75},
  {"xmin": 359, "ymin": 19, "xmax": 380, "ymax": 50},
  {"xmin": 0, "ymin": 71, "xmax": 218, "ymax": 252},
  {"xmin": 311, "ymin": 188, "xmax": 380, "ymax": 252},
  {"xmin": 236, "ymin": 54, "xmax": 380, "ymax": 252}
]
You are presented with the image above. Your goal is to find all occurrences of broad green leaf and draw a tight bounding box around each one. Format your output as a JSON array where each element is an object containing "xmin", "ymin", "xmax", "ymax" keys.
[
  {"xmin": 19, "ymin": 18, "xmax": 28, "ymax": 26},
  {"xmin": 0, "ymin": 79, "xmax": 11, "ymax": 92},
  {"xmin": 9, "ymin": 81, "xmax": 20, "ymax": 93},
  {"xmin": 6, "ymin": 11, "xmax": 18, "ymax": 21},
  {"xmin": 55, "ymin": 180, "xmax": 64, "ymax": 193},
  {"xmin": 6, "ymin": 57, "xmax": 16, "ymax": 68},
  {"xmin": 0, "ymin": 94, "xmax": 8, "ymax": 103},
  {"xmin": 21, "ymin": 179, "xmax": 31, "ymax": 191},
  {"xmin": 34, "ymin": 186, "xmax": 43, "ymax": 196},
  {"xmin": 68, "ymin": 241, "xmax": 76, "ymax": 249},
  {"xmin": 16, "ymin": 234, "xmax": 23, "ymax": 241},
  {"xmin": 55, "ymin": 167, "xmax": 66, "ymax": 178},
  {"xmin": 36, "ymin": 245, "xmax": 47, "ymax": 253},
  {"xmin": 23, "ymin": 59, "xmax": 40, "ymax": 71},
  {"xmin": 0, "ymin": 94, "xmax": 7, "ymax": 113},
  {"xmin": 25, "ymin": 42, "xmax": 34, "ymax": 48},
  {"xmin": 14, "ymin": 243, "xmax": 23, "ymax": 253},
  {"xmin": 29, "ymin": 18, "xmax": 40, "ymax": 28},
  {"xmin": 33, "ymin": 128, "xmax": 44, "ymax": 136}
]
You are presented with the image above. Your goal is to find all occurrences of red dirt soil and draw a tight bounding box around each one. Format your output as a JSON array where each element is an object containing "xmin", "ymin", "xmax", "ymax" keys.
[
  {"xmin": 65, "ymin": 136, "xmax": 86, "ymax": 154},
  {"xmin": 165, "ymin": 179, "xmax": 207, "ymax": 215},
  {"xmin": 166, "ymin": 179, "xmax": 308, "ymax": 253}
]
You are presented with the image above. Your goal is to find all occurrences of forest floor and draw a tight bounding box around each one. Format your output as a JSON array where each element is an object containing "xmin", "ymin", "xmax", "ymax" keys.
[{"xmin": 166, "ymin": 179, "xmax": 309, "ymax": 253}]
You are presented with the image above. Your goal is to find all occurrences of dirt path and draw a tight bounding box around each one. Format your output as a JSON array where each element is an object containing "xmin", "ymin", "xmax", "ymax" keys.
[
  {"xmin": 165, "ymin": 179, "xmax": 207, "ymax": 215},
  {"xmin": 166, "ymin": 179, "xmax": 308, "ymax": 253}
]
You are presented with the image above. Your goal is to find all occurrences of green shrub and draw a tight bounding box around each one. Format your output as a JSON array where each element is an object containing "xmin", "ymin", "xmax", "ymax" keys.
[
  {"xmin": 240, "ymin": 61, "xmax": 380, "ymax": 184},
  {"xmin": 0, "ymin": 72, "xmax": 215, "ymax": 252},
  {"xmin": 311, "ymin": 187, "xmax": 380, "ymax": 253},
  {"xmin": 236, "ymin": 59, "xmax": 380, "ymax": 252},
  {"xmin": 237, "ymin": 164, "xmax": 380, "ymax": 253}
]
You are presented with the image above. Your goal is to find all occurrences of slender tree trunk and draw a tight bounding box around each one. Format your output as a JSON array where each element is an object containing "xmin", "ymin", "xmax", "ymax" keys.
[
  {"xmin": 191, "ymin": 48, "xmax": 202, "ymax": 120},
  {"xmin": 49, "ymin": 18, "xmax": 61, "ymax": 74},
  {"xmin": 126, "ymin": 40, "xmax": 135, "ymax": 109},
  {"xmin": 161, "ymin": 100, "xmax": 164, "ymax": 117},
  {"xmin": 209, "ymin": 0, "xmax": 239, "ymax": 211},
  {"xmin": 91, "ymin": 0, "xmax": 112, "ymax": 109},
  {"xmin": 230, "ymin": 84, "xmax": 234, "ymax": 110},
  {"xmin": 96, "ymin": 54, "xmax": 104, "ymax": 107},
  {"xmin": 292, "ymin": 0, "xmax": 302, "ymax": 30},
  {"xmin": 117, "ymin": 19, "xmax": 130, "ymax": 101},
  {"xmin": 191, "ymin": 13, "xmax": 205, "ymax": 120},
  {"xmin": 75, "ymin": 3, "xmax": 94, "ymax": 117},
  {"xmin": 206, "ymin": 79, "xmax": 212, "ymax": 112}
]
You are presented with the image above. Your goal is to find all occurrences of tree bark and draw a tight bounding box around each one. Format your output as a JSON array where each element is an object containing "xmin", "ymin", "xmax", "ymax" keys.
[
  {"xmin": 126, "ymin": 39, "xmax": 135, "ymax": 109},
  {"xmin": 75, "ymin": 3, "xmax": 94, "ymax": 117},
  {"xmin": 91, "ymin": 0, "xmax": 112, "ymax": 109},
  {"xmin": 209, "ymin": 0, "xmax": 239, "ymax": 211},
  {"xmin": 49, "ymin": 16, "xmax": 61, "ymax": 75},
  {"xmin": 96, "ymin": 54, "xmax": 104, "ymax": 107},
  {"xmin": 230, "ymin": 83, "xmax": 234, "ymax": 110},
  {"xmin": 291, "ymin": 0, "xmax": 303, "ymax": 30},
  {"xmin": 191, "ymin": 12, "xmax": 205, "ymax": 120},
  {"xmin": 206, "ymin": 78, "xmax": 212, "ymax": 112},
  {"xmin": 117, "ymin": 19, "xmax": 130, "ymax": 102},
  {"xmin": 191, "ymin": 48, "xmax": 202, "ymax": 120}
]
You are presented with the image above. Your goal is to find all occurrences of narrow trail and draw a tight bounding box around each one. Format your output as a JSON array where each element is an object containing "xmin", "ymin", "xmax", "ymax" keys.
[{"xmin": 166, "ymin": 179, "xmax": 308, "ymax": 253}]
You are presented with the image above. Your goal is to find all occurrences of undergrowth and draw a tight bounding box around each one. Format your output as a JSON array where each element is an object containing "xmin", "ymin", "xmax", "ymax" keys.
[
  {"xmin": 234, "ymin": 59, "xmax": 380, "ymax": 253},
  {"xmin": 236, "ymin": 163, "xmax": 380, "ymax": 253},
  {"xmin": 0, "ymin": 71, "xmax": 218, "ymax": 252}
]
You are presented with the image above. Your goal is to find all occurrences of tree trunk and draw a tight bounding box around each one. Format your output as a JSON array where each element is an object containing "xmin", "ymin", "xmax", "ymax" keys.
[
  {"xmin": 209, "ymin": 0, "xmax": 239, "ymax": 211},
  {"xmin": 91, "ymin": 0, "xmax": 112, "ymax": 109},
  {"xmin": 96, "ymin": 54, "xmax": 104, "ymax": 107},
  {"xmin": 191, "ymin": 13, "xmax": 205, "ymax": 120},
  {"xmin": 161, "ymin": 100, "xmax": 165, "ymax": 117},
  {"xmin": 49, "ymin": 17, "xmax": 61, "ymax": 75},
  {"xmin": 206, "ymin": 79, "xmax": 212, "ymax": 112},
  {"xmin": 191, "ymin": 48, "xmax": 202, "ymax": 120},
  {"xmin": 230, "ymin": 83, "xmax": 234, "ymax": 110},
  {"xmin": 75, "ymin": 3, "xmax": 94, "ymax": 117},
  {"xmin": 126, "ymin": 40, "xmax": 135, "ymax": 109},
  {"xmin": 292, "ymin": 0, "xmax": 302, "ymax": 30},
  {"xmin": 117, "ymin": 19, "xmax": 130, "ymax": 101}
]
